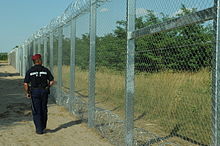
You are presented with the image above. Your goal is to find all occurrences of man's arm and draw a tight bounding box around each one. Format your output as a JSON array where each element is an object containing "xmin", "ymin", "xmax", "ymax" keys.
[
  {"xmin": 47, "ymin": 68, "xmax": 55, "ymax": 87},
  {"xmin": 24, "ymin": 83, "xmax": 31, "ymax": 98},
  {"xmin": 24, "ymin": 70, "xmax": 31, "ymax": 98},
  {"xmin": 49, "ymin": 80, "xmax": 55, "ymax": 87}
]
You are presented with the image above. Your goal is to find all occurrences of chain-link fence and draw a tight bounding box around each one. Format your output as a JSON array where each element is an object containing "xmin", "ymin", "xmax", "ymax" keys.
[
  {"xmin": 8, "ymin": 0, "xmax": 220, "ymax": 145},
  {"xmin": 8, "ymin": 49, "xmax": 16, "ymax": 68},
  {"xmin": 8, "ymin": 46, "xmax": 23, "ymax": 74},
  {"xmin": 132, "ymin": 0, "xmax": 214, "ymax": 146}
]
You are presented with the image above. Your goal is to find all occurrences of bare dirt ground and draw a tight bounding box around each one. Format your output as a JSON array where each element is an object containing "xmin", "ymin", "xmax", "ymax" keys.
[{"xmin": 0, "ymin": 63, "xmax": 112, "ymax": 146}]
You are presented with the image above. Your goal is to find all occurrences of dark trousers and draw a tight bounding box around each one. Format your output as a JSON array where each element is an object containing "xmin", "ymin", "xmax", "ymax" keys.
[{"xmin": 31, "ymin": 89, "xmax": 48, "ymax": 133}]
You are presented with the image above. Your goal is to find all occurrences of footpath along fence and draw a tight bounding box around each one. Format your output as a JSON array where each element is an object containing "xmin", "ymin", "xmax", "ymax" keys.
[{"xmin": 8, "ymin": 0, "xmax": 220, "ymax": 145}]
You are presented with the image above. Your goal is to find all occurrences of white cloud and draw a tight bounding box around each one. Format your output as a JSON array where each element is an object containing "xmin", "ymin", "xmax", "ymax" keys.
[
  {"xmin": 136, "ymin": 8, "xmax": 149, "ymax": 16},
  {"xmin": 100, "ymin": 8, "xmax": 109, "ymax": 13},
  {"xmin": 171, "ymin": 8, "xmax": 193, "ymax": 17}
]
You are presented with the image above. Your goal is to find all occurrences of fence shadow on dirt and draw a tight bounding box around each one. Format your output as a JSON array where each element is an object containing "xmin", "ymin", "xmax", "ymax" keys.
[
  {"xmin": 0, "ymin": 76, "xmax": 32, "ymax": 128},
  {"xmin": 0, "ymin": 71, "xmax": 55, "ymax": 128},
  {"xmin": 46, "ymin": 120, "xmax": 83, "ymax": 133}
]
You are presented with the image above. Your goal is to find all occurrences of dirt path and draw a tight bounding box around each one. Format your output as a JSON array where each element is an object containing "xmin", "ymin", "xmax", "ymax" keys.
[{"xmin": 0, "ymin": 63, "xmax": 112, "ymax": 146}]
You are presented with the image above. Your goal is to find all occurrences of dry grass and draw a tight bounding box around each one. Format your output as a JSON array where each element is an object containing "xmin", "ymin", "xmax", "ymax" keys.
[
  {"xmin": 0, "ymin": 60, "xmax": 8, "ymax": 63},
  {"xmin": 134, "ymin": 69, "xmax": 211, "ymax": 144},
  {"xmin": 56, "ymin": 66, "xmax": 212, "ymax": 145}
]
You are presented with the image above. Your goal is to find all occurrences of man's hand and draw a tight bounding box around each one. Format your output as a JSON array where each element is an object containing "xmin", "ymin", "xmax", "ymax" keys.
[
  {"xmin": 49, "ymin": 80, "xmax": 55, "ymax": 86},
  {"xmin": 24, "ymin": 83, "xmax": 31, "ymax": 99}
]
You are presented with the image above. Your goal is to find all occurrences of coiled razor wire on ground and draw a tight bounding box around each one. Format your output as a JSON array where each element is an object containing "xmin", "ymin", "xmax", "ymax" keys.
[
  {"xmin": 50, "ymin": 85, "xmax": 187, "ymax": 146},
  {"xmin": 50, "ymin": 86, "xmax": 181, "ymax": 146},
  {"xmin": 95, "ymin": 108, "xmax": 125, "ymax": 145},
  {"xmin": 9, "ymin": 0, "xmax": 217, "ymax": 145}
]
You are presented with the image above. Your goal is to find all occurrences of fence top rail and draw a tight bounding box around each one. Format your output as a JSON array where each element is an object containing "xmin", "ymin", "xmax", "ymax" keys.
[{"xmin": 131, "ymin": 7, "xmax": 214, "ymax": 39}]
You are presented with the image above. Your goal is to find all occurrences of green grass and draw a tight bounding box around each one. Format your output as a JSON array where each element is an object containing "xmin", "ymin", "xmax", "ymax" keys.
[{"xmin": 57, "ymin": 66, "xmax": 212, "ymax": 145}]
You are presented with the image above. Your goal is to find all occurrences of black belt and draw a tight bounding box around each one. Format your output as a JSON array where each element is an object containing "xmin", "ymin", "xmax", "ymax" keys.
[{"xmin": 31, "ymin": 87, "xmax": 46, "ymax": 89}]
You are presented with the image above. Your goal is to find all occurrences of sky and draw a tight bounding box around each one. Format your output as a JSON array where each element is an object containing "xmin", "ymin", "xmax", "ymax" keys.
[
  {"xmin": 0, "ymin": 0, "xmax": 73, "ymax": 53},
  {"xmin": 0, "ymin": 0, "xmax": 213, "ymax": 53}
]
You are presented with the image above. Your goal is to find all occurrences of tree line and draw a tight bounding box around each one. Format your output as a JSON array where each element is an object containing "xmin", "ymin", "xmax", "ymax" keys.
[
  {"xmin": 0, "ymin": 53, "xmax": 8, "ymax": 61},
  {"xmin": 55, "ymin": 5, "xmax": 213, "ymax": 72}
]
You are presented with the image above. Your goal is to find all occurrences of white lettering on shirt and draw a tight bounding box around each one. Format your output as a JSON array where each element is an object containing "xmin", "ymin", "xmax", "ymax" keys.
[
  {"xmin": 30, "ymin": 72, "xmax": 38, "ymax": 76},
  {"xmin": 40, "ymin": 72, "xmax": 47, "ymax": 76},
  {"xmin": 30, "ymin": 71, "xmax": 47, "ymax": 77}
]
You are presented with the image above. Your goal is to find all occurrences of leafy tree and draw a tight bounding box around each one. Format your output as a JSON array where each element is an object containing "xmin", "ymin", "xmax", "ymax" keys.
[
  {"xmin": 62, "ymin": 37, "xmax": 71, "ymax": 65},
  {"xmin": 165, "ymin": 5, "xmax": 213, "ymax": 71},
  {"xmin": 75, "ymin": 34, "xmax": 90, "ymax": 70},
  {"xmin": 96, "ymin": 33, "xmax": 126, "ymax": 71},
  {"xmin": 0, "ymin": 53, "xmax": 8, "ymax": 60},
  {"xmin": 60, "ymin": 4, "xmax": 213, "ymax": 72}
]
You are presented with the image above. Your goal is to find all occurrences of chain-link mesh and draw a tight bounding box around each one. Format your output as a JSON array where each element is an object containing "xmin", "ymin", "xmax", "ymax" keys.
[
  {"xmin": 133, "ymin": 0, "xmax": 214, "ymax": 145},
  {"xmin": 40, "ymin": 38, "xmax": 44, "ymax": 58},
  {"xmin": 62, "ymin": 24, "xmax": 71, "ymax": 92},
  {"xmin": 7, "ymin": 0, "xmax": 219, "ymax": 145},
  {"xmin": 8, "ymin": 47, "xmax": 24, "ymax": 74},
  {"xmin": 67, "ymin": 13, "xmax": 90, "ymax": 119},
  {"xmin": 95, "ymin": 0, "xmax": 127, "ymax": 145},
  {"xmin": 47, "ymin": 37, "xmax": 50, "ymax": 67},
  {"xmin": 28, "ymin": 42, "xmax": 34, "ymax": 69},
  {"xmin": 53, "ymin": 29, "xmax": 59, "ymax": 82},
  {"xmin": 8, "ymin": 50, "xmax": 16, "ymax": 68}
]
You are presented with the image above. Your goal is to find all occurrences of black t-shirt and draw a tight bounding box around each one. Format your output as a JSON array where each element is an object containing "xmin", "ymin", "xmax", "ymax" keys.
[{"xmin": 24, "ymin": 65, "xmax": 54, "ymax": 88}]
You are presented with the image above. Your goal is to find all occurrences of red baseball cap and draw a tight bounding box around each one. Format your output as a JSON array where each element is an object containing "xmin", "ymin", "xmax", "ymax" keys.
[{"xmin": 32, "ymin": 54, "xmax": 41, "ymax": 60}]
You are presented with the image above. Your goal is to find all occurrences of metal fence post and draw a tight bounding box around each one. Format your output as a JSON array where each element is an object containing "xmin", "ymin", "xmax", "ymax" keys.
[
  {"xmin": 41, "ymin": 37, "xmax": 44, "ymax": 55},
  {"xmin": 16, "ymin": 47, "xmax": 19, "ymax": 72},
  {"xmin": 26, "ymin": 43, "xmax": 29, "ymax": 71},
  {"xmin": 38, "ymin": 38, "xmax": 40, "ymax": 54},
  {"xmin": 33, "ymin": 39, "xmax": 36, "ymax": 54},
  {"xmin": 17, "ymin": 48, "xmax": 19, "ymax": 73},
  {"xmin": 50, "ymin": 32, "xmax": 54, "ymax": 74},
  {"xmin": 36, "ymin": 38, "xmax": 40, "ymax": 54},
  {"xmin": 19, "ymin": 46, "xmax": 23, "ymax": 76},
  {"xmin": 22, "ymin": 45, "xmax": 26, "ymax": 76},
  {"xmin": 88, "ymin": 0, "xmax": 97, "ymax": 128},
  {"xmin": 213, "ymin": 0, "xmax": 220, "ymax": 145},
  {"xmin": 43, "ymin": 36, "xmax": 48, "ymax": 67},
  {"xmin": 29, "ymin": 41, "xmax": 33, "ymax": 67},
  {"xmin": 70, "ymin": 19, "xmax": 76, "ymax": 113},
  {"xmin": 58, "ymin": 27, "xmax": 63, "ymax": 104},
  {"xmin": 125, "ymin": 0, "xmax": 135, "ymax": 145},
  {"xmin": 27, "ymin": 43, "xmax": 30, "ymax": 69}
]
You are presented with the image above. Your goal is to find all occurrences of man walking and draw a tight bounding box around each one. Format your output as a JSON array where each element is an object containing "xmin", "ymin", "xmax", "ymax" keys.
[{"xmin": 23, "ymin": 54, "xmax": 54, "ymax": 134}]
